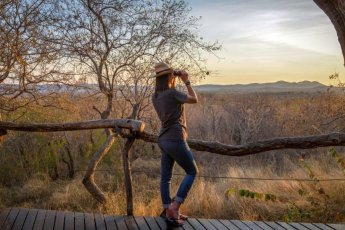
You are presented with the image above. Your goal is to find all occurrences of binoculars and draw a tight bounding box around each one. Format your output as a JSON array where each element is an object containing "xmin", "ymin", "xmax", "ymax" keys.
[{"xmin": 173, "ymin": 70, "xmax": 182, "ymax": 76}]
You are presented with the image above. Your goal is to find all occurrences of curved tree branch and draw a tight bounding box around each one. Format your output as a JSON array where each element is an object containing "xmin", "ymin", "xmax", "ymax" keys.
[
  {"xmin": 136, "ymin": 132, "xmax": 345, "ymax": 157},
  {"xmin": 82, "ymin": 133, "xmax": 115, "ymax": 204},
  {"xmin": 314, "ymin": 0, "xmax": 345, "ymax": 65}
]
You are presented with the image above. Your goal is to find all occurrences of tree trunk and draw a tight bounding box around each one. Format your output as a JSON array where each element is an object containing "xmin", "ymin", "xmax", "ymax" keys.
[
  {"xmin": 82, "ymin": 134, "xmax": 116, "ymax": 204},
  {"xmin": 121, "ymin": 105, "xmax": 140, "ymax": 215},
  {"xmin": 63, "ymin": 145, "xmax": 75, "ymax": 179},
  {"xmin": 122, "ymin": 137, "xmax": 135, "ymax": 215},
  {"xmin": 314, "ymin": 0, "xmax": 345, "ymax": 65}
]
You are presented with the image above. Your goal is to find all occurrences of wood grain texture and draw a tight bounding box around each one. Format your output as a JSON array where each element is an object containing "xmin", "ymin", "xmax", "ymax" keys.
[
  {"xmin": 133, "ymin": 216, "xmax": 150, "ymax": 230},
  {"xmin": 137, "ymin": 131, "xmax": 345, "ymax": 156},
  {"xmin": 54, "ymin": 211, "xmax": 65, "ymax": 230},
  {"xmin": 74, "ymin": 212, "xmax": 85, "ymax": 230},
  {"xmin": 0, "ymin": 208, "xmax": 10, "ymax": 228},
  {"xmin": 33, "ymin": 209, "xmax": 47, "ymax": 230},
  {"xmin": 229, "ymin": 220, "xmax": 251, "ymax": 230},
  {"xmin": 143, "ymin": 216, "xmax": 161, "ymax": 230},
  {"xmin": 43, "ymin": 210, "xmax": 56, "ymax": 230},
  {"xmin": 1, "ymin": 208, "xmax": 345, "ymax": 230},
  {"xmin": 253, "ymin": 221, "xmax": 274, "ymax": 229},
  {"xmin": 276, "ymin": 221, "xmax": 298, "ymax": 230},
  {"xmin": 94, "ymin": 213, "xmax": 106, "ymax": 230},
  {"xmin": 3, "ymin": 207, "xmax": 20, "ymax": 230},
  {"xmin": 104, "ymin": 215, "xmax": 117, "ymax": 230},
  {"xmin": 23, "ymin": 209, "xmax": 39, "ymax": 230},
  {"xmin": 0, "ymin": 119, "xmax": 144, "ymax": 132},
  {"xmin": 84, "ymin": 213, "xmax": 96, "ymax": 230},
  {"xmin": 64, "ymin": 211, "xmax": 74, "ymax": 230},
  {"xmin": 187, "ymin": 218, "xmax": 207, "ymax": 230},
  {"xmin": 218, "ymin": 219, "xmax": 240, "ymax": 230},
  {"xmin": 264, "ymin": 222, "xmax": 285, "ymax": 230}
]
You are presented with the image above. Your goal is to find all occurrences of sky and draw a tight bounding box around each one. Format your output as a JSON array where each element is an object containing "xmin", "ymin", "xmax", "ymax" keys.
[{"xmin": 187, "ymin": 0, "xmax": 344, "ymax": 85}]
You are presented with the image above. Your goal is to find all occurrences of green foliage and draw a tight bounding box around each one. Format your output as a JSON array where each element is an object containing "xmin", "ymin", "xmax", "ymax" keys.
[
  {"xmin": 225, "ymin": 188, "xmax": 277, "ymax": 202},
  {"xmin": 282, "ymin": 157, "xmax": 331, "ymax": 222},
  {"xmin": 283, "ymin": 203, "xmax": 311, "ymax": 222},
  {"xmin": 329, "ymin": 148, "xmax": 345, "ymax": 173}
]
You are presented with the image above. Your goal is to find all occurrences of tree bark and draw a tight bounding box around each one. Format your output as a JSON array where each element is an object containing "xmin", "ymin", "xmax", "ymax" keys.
[
  {"xmin": 314, "ymin": 0, "xmax": 345, "ymax": 65},
  {"xmin": 136, "ymin": 131, "xmax": 345, "ymax": 156},
  {"xmin": 0, "ymin": 119, "xmax": 145, "ymax": 132},
  {"xmin": 82, "ymin": 134, "xmax": 116, "ymax": 204},
  {"xmin": 122, "ymin": 137, "xmax": 135, "ymax": 216}
]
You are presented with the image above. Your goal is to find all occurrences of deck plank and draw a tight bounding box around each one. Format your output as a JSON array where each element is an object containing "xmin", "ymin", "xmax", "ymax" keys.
[
  {"xmin": 64, "ymin": 211, "xmax": 74, "ymax": 230},
  {"xmin": 208, "ymin": 219, "xmax": 230, "ymax": 230},
  {"xmin": 0, "ymin": 208, "xmax": 11, "ymax": 227},
  {"xmin": 43, "ymin": 210, "xmax": 56, "ymax": 230},
  {"xmin": 2, "ymin": 208, "xmax": 345, "ymax": 230},
  {"xmin": 290, "ymin": 222, "xmax": 310, "ymax": 230},
  {"xmin": 54, "ymin": 211, "xmax": 65, "ymax": 230},
  {"xmin": 23, "ymin": 209, "xmax": 39, "ymax": 230},
  {"xmin": 33, "ymin": 209, "xmax": 47, "ymax": 230},
  {"xmin": 218, "ymin": 220, "xmax": 240, "ymax": 230},
  {"xmin": 125, "ymin": 216, "xmax": 139, "ymax": 230},
  {"xmin": 12, "ymin": 208, "xmax": 29, "ymax": 230},
  {"xmin": 230, "ymin": 220, "xmax": 251, "ymax": 230},
  {"xmin": 114, "ymin": 216, "xmax": 128, "ymax": 230},
  {"xmin": 84, "ymin": 213, "xmax": 95, "ymax": 230},
  {"xmin": 187, "ymin": 218, "xmax": 207, "ymax": 230},
  {"xmin": 94, "ymin": 213, "xmax": 106, "ymax": 230},
  {"xmin": 154, "ymin": 216, "xmax": 169, "ymax": 229},
  {"xmin": 155, "ymin": 216, "xmax": 185, "ymax": 229},
  {"xmin": 74, "ymin": 212, "xmax": 85, "ymax": 230},
  {"xmin": 143, "ymin": 216, "xmax": 161, "ymax": 230},
  {"xmin": 182, "ymin": 219, "xmax": 195, "ymax": 230},
  {"xmin": 264, "ymin": 222, "xmax": 286, "ymax": 230},
  {"xmin": 300, "ymin": 223, "xmax": 322, "ymax": 230},
  {"xmin": 326, "ymin": 223, "xmax": 345, "ymax": 230},
  {"xmin": 242, "ymin": 221, "xmax": 264, "ymax": 230},
  {"xmin": 133, "ymin": 216, "xmax": 150, "ymax": 230},
  {"xmin": 198, "ymin": 218, "xmax": 218, "ymax": 230},
  {"xmin": 253, "ymin": 221, "xmax": 274, "ymax": 230},
  {"xmin": 276, "ymin": 221, "xmax": 298, "ymax": 230},
  {"xmin": 2, "ymin": 207, "xmax": 20, "ymax": 230},
  {"xmin": 104, "ymin": 215, "xmax": 117, "ymax": 230}
]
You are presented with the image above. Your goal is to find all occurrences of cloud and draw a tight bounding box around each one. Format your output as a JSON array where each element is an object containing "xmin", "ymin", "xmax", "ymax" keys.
[
  {"xmin": 187, "ymin": 0, "xmax": 344, "ymax": 84},
  {"xmin": 189, "ymin": 0, "xmax": 339, "ymax": 55}
]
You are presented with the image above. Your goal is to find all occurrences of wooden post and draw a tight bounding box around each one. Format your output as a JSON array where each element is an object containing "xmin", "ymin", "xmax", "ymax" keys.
[
  {"xmin": 122, "ymin": 136, "xmax": 135, "ymax": 216},
  {"xmin": 0, "ymin": 129, "xmax": 7, "ymax": 143}
]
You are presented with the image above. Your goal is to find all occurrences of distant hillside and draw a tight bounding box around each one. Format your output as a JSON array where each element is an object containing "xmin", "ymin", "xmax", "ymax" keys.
[{"xmin": 194, "ymin": 81, "xmax": 330, "ymax": 93}]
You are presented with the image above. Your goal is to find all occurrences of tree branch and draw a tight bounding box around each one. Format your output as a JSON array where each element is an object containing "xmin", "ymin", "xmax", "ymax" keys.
[
  {"xmin": 0, "ymin": 119, "xmax": 145, "ymax": 132},
  {"xmin": 136, "ymin": 132, "xmax": 345, "ymax": 157}
]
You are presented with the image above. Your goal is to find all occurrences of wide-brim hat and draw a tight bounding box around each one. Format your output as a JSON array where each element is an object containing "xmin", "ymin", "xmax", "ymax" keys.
[{"xmin": 150, "ymin": 62, "xmax": 174, "ymax": 78}]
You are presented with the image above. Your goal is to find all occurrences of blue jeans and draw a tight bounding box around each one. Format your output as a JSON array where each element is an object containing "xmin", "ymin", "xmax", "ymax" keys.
[{"xmin": 158, "ymin": 139, "xmax": 198, "ymax": 209}]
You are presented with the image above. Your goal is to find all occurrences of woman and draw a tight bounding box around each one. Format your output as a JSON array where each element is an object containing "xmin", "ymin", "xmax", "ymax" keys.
[{"xmin": 151, "ymin": 62, "xmax": 198, "ymax": 226}]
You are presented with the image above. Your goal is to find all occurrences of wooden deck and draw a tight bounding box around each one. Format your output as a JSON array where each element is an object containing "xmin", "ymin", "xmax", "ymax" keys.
[{"xmin": 0, "ymin": 207, "xmax": 344, "ymax": 230}]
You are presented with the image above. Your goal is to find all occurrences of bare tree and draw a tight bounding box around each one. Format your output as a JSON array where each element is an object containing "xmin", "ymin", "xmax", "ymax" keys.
[
  {"xmin": 0, "ymin": 0, "xmax": 68, "ymax": 113},
  {"xmin": 49, "ymin": 0, "xmax": 220, "ymax": 209}
]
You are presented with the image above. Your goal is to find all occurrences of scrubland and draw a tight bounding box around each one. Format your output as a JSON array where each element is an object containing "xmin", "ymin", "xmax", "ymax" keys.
[{"xmin": 1, "ymin": 89, "xmax": 345, "ymax": 223}]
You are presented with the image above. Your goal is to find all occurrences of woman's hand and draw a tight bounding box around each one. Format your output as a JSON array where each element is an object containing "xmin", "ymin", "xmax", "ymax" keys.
[{"xmin": 179, "ymin": 70, "xmax": 189, "ymax": 83}]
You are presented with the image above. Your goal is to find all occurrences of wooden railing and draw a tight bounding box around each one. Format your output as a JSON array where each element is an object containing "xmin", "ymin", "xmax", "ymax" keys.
[{"xmin": 1, "ymin": 119, "xmax": 345, "ymax": 215}]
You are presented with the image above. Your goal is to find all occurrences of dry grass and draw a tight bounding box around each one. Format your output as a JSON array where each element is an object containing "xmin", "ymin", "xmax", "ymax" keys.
[
  {"xmin": 1, "ymin": 152, "xmax": 345, "ymax": 223},
  {"xmin": 1, "ymin": 91, "xmax": 345, "ymax": 223}
]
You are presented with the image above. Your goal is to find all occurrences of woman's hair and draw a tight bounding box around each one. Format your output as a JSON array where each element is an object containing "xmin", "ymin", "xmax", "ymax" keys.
[{"xmin": 154, "ymin": 74, "xmax": 170, "ymax": 98}]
